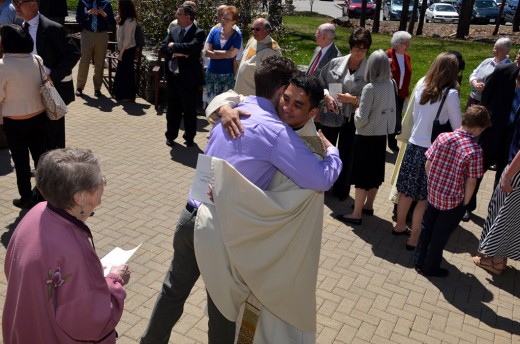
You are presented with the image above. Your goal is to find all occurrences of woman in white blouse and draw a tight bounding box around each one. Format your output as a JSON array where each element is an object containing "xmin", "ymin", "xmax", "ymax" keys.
[
  {"xmin": 113, "ymin": 0, "xmax": 137, "ymax": 102},
  {"xmin": 394, "ymin": 53, "xmax": 462, "ymax": 250}
]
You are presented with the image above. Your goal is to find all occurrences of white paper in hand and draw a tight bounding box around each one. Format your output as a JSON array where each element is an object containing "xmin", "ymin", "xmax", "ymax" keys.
[{"xmin": 100, "ymin": 243, "xmax": 141, "ymax": 277}]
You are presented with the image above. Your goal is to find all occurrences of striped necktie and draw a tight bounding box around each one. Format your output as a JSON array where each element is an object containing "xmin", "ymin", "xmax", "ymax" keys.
[{"xmin": 91, "ymin": 1, "xmax": 98, "ymax": 32}]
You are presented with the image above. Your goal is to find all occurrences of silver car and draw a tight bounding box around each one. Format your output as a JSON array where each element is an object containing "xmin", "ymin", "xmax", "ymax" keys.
[{"xmin": 425, "ymin": 3, "xmax": 459, "ymax": 23}]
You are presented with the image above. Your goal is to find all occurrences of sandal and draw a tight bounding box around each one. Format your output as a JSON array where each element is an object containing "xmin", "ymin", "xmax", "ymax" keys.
[{"xmin": 473, "ymin": 256, "xmax": 505, "ymax": 275}]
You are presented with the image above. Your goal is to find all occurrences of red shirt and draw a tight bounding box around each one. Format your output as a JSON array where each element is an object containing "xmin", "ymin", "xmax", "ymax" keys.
[{"xmin": 426, "ymin": 128, "xmax": 484, "ymax": 210}]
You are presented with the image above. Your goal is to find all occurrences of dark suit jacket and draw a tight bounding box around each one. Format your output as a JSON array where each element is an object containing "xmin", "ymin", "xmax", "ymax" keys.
[
  {"xmin": 307, "ymin": 43, "xmax": 341, "ymax": 77},
  {"xmin": 36, "ymin": 15, "xmax": 80, "ymax": 105},
  {"xmin": 160, "ymin": 24, "xmax": 205, "ymax": 89},
  {"xmin": 39, "ymin": 0, "xmax": 68, "ymax": 18},
  {"xmin": 479, "ymin": 62, "xmax": 520, "ymax": 165}
]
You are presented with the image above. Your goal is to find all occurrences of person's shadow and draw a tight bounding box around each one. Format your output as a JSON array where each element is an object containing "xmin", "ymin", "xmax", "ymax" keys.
[
  {"xmin": 1, "ymin": 210, "xmax": 27, "ymax": 248},
  {"xmin": 0, "ymin": 148, "xmax": 14, "ymax": 176},
  {"xmin": 427, "ymin": 261, "xmax": 520, "ymax": 336}
]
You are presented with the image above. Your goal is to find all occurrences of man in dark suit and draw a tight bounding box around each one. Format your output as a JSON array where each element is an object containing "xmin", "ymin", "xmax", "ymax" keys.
[
  {"xmin": 38, "ymin": 0, "xmax": 68, "ymax": 25},
  {"xmin": 160, "ymin": 4, "xmax": 205, "ymax": 148},
  {"xmin": 306, "ymin": 23, "xmax": 341, "ymax": 77},
  {"xmin": 14, "ymin": 0, "xmax": 80, "ymax": 150},
  {"xmin": 465, "ymin": 49, "xmax": 520, "ymax": 220}
]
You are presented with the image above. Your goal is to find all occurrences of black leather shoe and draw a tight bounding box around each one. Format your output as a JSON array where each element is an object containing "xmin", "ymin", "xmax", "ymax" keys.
[
  {"xmin": 419, "ymin": 268, "xmax": 449, "ymax": 277},
  {"xmin": 75, "ymin": 89, "xmax": 83, "ymax": 96},
  {"xmin": 334, "ymin": 214, "xmax": 362, "ymax": 225},
  {"xmin": 94, "ymin": 90, "xmax": 102, "ymax": 97},
  {"xmin": 461, "ymin": 210, "xmax": 471, "ymax": 222},
  {"xmin": 165, "ymin": 139, "xmax": 174, "ymax": 147},
  {"xmin": 183, "ymin": 134, "xmax": 195, "ymax": 147},
  {"xmin": 13, "ymin": 197, "xmax": 35, "ymax": 209},
  {"xmin": 350, "ymin": 204, "xmax": 374, "ymax": 216}
]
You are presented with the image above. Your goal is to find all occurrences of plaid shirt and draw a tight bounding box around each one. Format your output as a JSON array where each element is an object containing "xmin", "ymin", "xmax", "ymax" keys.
[{"xmin": 426, "ymin": 128, "xmax": 484, "ymax": 210}]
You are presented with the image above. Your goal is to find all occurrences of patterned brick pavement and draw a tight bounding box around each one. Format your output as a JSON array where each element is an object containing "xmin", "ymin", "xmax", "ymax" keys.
[{"xmin": 1, "ymin": 77, "xmax": 520, "ymax": 343}]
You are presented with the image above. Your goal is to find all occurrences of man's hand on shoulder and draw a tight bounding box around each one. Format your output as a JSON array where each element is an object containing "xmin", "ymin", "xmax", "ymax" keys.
[
  {"xmin": 219, "ymin": 105, "xmax": 250, "ymax": 139},
  {"xmin": 318, "ymin": 129, "xmax": 333, "ymax": 149}
]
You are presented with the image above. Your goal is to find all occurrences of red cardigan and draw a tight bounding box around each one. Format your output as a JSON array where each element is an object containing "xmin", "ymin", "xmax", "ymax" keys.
[{"xmin": 386, "ymin": 48, "xmax": 412, "ymax": 99}]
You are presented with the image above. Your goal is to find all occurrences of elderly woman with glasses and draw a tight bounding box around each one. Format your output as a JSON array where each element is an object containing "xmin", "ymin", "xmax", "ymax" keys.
[{"xmin": 3, "ymin": 148, "xmax": 131, "ymax": 344}]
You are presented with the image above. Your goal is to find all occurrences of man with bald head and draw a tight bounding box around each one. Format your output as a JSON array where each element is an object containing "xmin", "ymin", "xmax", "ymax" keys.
[
  {"xmin": 234, "ymin": 17, "xmax": 281, "ymax": 96},
  {"xmin": 306, "ymin": 23, "xmax": 341, "ymax": 76}
]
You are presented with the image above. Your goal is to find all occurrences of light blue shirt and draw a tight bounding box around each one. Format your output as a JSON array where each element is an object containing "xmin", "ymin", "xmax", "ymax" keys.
[{"xmin": 0, "ymin": 1, "xmax": 19, "ymax": 25}]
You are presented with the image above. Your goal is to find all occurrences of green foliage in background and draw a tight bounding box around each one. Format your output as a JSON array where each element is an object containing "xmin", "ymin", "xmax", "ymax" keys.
[{"xmin": 283, "ymin": 14, "xmax": 492, "ymax": 106}]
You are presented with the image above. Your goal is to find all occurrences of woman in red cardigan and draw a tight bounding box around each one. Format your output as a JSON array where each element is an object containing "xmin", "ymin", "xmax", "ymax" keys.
[{"xmin": 386, "ymin": 31, "xmax": 412, "ymax": 153}]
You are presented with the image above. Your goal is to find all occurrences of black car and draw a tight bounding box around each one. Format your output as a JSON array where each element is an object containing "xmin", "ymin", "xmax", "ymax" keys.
[{"xmin": 472, "ymin": 0, "xmax": 500, "ymax": 24}]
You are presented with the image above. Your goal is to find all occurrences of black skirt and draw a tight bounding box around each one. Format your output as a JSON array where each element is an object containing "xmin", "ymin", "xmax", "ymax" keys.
[{"xmin": 350, "ymin": 134, "xmax": 387, "ymax": 190}]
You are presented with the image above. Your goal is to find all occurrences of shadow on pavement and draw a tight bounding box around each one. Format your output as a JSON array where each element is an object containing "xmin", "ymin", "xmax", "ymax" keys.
[
  {"xmin": 0, "ymin": 149, "xmax": 13, "ymax": 176},
  {"xmin": 1, "ymin": 209, "xmax": 27, "ymax": 248},
  {"xmin": 429, "ymin": 261, "xmax": 520, "ymax": 336}
]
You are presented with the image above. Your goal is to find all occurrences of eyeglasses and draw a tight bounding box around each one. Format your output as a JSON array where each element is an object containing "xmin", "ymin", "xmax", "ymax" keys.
[
  {"xmin": 222, "ymin": 17, "xmax": 233, "ymax": 21},
  {"xmin": 251, "ymin": 27, "xmax": 262, "ymax": 32}
]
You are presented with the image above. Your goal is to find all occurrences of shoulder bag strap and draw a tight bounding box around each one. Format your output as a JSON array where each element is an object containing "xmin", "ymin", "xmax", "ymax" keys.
[
  {"xmin": 434, "ymin": 87, "xmax": 451, "ymax": 122},
  {"xmin": 34, "ymin": 56, "xmax": 46, "ymax": 84}
]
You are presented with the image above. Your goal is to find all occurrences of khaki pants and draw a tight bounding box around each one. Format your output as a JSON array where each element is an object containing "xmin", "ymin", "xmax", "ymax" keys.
[{"xmin": 76, "ymin": 29, "xmax": 109, "ymax": 91}]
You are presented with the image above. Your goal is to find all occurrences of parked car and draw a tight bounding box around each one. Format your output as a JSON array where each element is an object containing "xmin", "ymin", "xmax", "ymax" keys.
[
  {"xmin": 343, "ymin": 0, "xmax": 376, "ymax": 18},
  {"xmin": 383, "ymin": 0, "xmax": 418, "ymax": 20},
  {"xmin": 425, "ymin": 3, "xmax": 459, "ymax": 22},
  {"xmin": 501, "ymin": 0, "xmax": 518, "ymax": 23},
  {"xmin": 472, "ymin": 0, "xmax": 500, "ymax": 24},
  {"xmin": 438, "ymin": 0, "xmax": 462, "ymax": 12}
]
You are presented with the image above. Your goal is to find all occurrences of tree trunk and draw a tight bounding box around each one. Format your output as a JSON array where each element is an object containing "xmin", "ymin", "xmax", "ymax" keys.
[
  {"xmin": 493, "ymin": 0, "xmax": 506, "ymax": 35},
  {"xmin": 415, "ymin": 0, "xmax": 429, "ymax": 35},
  {"xmin": 360, "ymin": 0, "xmax": 368, "ymax": 27},
  {"xmin": 373, "ymin": 0, "xmax": 383, "ymax": 32},
  {"xmin": 399, "ymin": 0, "xmax": 411, "ymax": 30},
  {"xmin": 269, "ymin": 0, "xmax": 283, "ymax": 28},
  {"xmin": 407, "ymin": 0, "xmax": 419, "ymax": 34},
  {"xmin": 457, "ymin": 0, "xmax": 475, "ymax": 38},
  {"xmin": 513, "ymin": 2, "xmax": 520, "ymax": 31}
]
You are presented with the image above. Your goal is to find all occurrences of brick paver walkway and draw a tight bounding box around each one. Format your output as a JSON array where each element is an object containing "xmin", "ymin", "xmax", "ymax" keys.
[{"xmin": 1, "ymin": 75, "xmax": 520, "ymax": 343}]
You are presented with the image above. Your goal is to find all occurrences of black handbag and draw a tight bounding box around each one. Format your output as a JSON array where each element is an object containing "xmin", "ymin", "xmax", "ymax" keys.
[
  {"xmin": 431, "ymin": 88, "xmax": 452, "ymax": 142},
  {"xmin": 318, "ymin": 100, "xmax": 346, "ymax": 128}
]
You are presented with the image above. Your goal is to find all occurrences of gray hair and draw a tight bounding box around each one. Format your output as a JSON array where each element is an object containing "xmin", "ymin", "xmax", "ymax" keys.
[
  {"xmin": 495, "ymin": 37, "xmax": 512, "ymax": 53},
  {"xmin": 319, "ymin": 23, "xmax": 335, "ymax": 40},
  {"xmin": 35, "ymin": 148, "xmax": 103, "ymax": 210},
  {"xmin": 390, "ymin": 31, "xmax": 412, "ymax": 49},
  {"xmin": 365, "ymin": 49, "xmax": 391, "ymax": 83}
]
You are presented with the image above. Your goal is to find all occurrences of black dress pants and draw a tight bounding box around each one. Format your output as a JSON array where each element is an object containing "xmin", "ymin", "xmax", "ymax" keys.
[
  {"xmin": 4, "ymin": 112, "xmax": 47, "ymax": 199},
  {"xmin": 165, "ymin": 76, "xmax": 198, "ymax": 142}
]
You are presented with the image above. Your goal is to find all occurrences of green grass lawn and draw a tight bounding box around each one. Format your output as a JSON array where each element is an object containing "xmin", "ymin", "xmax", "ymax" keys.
[
  {"xmin": 67, "ymin": 0, "xmax": 78, "ymax": 10},
  {"xmin": 283, "ymin": 14, "xmax": 494, "ymax": 105}
]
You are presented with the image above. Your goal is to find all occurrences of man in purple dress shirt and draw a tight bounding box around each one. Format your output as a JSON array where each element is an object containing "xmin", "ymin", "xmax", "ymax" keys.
[{"xmin": 140, "ymin": 57, "xmax": 341, "ymax": 344}]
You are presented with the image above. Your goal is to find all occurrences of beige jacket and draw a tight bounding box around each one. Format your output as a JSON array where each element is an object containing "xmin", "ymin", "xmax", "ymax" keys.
[{"xmin": 0, "ymin": 54, "xmax": 45, "ymax": 118}]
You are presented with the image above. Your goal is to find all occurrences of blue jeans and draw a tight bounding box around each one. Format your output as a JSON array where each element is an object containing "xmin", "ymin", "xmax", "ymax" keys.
[{"xmin": 414, "ymin": 201, "xmax": 466, "ymax": 274}]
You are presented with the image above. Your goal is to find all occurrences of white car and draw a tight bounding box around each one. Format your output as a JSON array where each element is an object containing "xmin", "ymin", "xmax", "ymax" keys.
[{"xmin": 425, "ymin": 3, "xmax": 459, "ymax": 23}]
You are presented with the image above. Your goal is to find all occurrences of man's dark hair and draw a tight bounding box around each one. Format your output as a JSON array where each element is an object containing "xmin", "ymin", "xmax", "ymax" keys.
[
  {"xmin": 0, "ymin": 24, "xmax": 33, "ymax": 54},
  {"xmin": 181, "ymin": 4, "xmax": 196, "ymax": 21},
  {"xmin": 289, "ymin": 76, "xmax": 324, "ymax": 110},
  {"xmin": 254, "ymin": 56, "xmax": 297, "ymax": 99}
]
